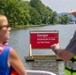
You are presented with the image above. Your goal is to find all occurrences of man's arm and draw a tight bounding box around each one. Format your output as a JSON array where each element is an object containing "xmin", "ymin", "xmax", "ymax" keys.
[
  {"xmin": 55, "ymin": 49, "xmax": 74, "ymax": 61},
  {"xmin": 51, "ymin": 43, "xmax": 74, "ymax": 61}
]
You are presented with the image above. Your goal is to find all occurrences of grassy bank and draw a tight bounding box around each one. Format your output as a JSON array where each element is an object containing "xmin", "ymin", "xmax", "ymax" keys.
[{"xmin": 11, "ymin": 24, "xmax": 49, "ymax": 30}]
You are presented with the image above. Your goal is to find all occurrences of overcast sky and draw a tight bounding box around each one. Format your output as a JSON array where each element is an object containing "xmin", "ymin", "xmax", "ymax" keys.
[{"xmin": 41, "ymin": 0, "xmax": 76, "ymax": 13}]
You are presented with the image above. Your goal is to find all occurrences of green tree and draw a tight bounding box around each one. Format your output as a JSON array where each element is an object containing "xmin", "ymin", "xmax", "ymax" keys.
[
  {"xmin": 49, "ymin": 11, "xmax": 58, "ymax": 24},
  {"xmin": 0, "ymin": 0, "xmax": 59, "ymax": 28},
  {"xmin": 60, "ymin": 15, "xmax": 70, "ymax": 24},
  {"xmin": 29, "ymin": 7, "xmax": 41, "ymax": 25},
  {"xmin": 30, "ymin": 0, "xmax": 57, "ymax": 24},
  {"xmin": 18, "ymin": 1, "xmax": 31, "ymax": 25}
]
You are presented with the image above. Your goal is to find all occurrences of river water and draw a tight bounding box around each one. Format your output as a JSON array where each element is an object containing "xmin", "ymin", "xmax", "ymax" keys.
[{"xmin": 9, "ymin": 24, "xmax": 76, "ymax": 75}]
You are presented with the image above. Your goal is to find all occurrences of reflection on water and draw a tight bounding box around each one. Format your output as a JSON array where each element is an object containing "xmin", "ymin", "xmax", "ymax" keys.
[
  {"xmin": 28, "ymin": 60, "xmax": 59, "ymax": 74},
  {"xmin": 26, "ymin": 60, "xmax": 64, "ymax": 75},
  {"xmin": 9, "ymin": 25, "xmax": 76, "ymax": 75}
]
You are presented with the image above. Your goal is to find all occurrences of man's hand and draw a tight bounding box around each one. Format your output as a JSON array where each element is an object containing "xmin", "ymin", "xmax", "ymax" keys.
[{"xmin": 51, "ymin": 43, "xmax": 60, "ymax": 51}]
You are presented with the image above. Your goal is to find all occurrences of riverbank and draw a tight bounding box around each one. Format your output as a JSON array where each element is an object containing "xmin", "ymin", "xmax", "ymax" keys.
[{"xmin": 11, "ymin": 24, "xmax": 53, "ymax": 30}]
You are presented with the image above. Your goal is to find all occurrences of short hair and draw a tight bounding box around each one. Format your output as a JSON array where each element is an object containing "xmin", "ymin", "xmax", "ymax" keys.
[{"xmin": 0, "ymin": 14, "xmax": 8, "ymax": 26}]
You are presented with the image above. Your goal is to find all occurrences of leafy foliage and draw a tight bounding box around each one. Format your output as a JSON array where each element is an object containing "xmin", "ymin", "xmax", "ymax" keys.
[
  {"xmin": 60, "ymin": 15, "xmax": 70, "ymax": 24},
  {"xmin": 0, "ymin": 0, "xmax": 70, "ymax": 28}
]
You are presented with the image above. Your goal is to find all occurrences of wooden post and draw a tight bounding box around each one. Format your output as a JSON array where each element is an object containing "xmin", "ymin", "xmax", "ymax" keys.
[{"xmin": 29, "ymin": 44, "xmax": 32, "ymax": 56}]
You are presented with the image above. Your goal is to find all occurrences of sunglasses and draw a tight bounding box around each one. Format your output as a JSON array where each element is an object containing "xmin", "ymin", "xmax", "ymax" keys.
[{"xmin": 0, "ymin": 25, "xmax": 10, "ymax": 29}]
